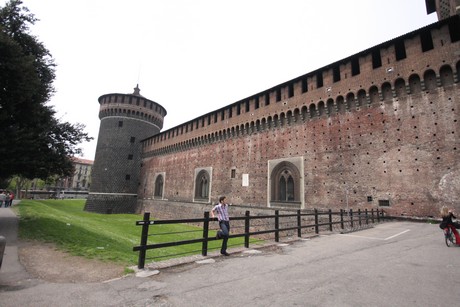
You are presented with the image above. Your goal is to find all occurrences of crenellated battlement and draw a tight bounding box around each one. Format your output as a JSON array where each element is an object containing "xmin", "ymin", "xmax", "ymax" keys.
[
  {"xmin": 142, "ymin": 16, "xmax": 460, "ymax": 157},
  {"xmin": 98, "ymin": 92, "xmax": 166, "ymax": 130}
]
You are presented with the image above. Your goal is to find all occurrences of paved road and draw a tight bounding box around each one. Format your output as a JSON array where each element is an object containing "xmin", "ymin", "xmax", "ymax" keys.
[{"xmin": 1, "ymin": 211, "xmax": 459, "ymax": 306}]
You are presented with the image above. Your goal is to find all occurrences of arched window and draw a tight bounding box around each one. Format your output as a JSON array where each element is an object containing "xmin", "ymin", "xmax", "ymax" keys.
[
  {"xmin": 195, "ymin": 169, "xmax": 210, "ymax": 200},
  {"xmin": 409, "ymin": 74, "xmax": 422, "ymax": 94},
  {"xmin": 277, "ymin": 172, "xmax": 295, "ymax": 201},
  {"xmin": 270, "ymin": 161, "xmax": 301, "ymax": 203},
  {"xmin": 424, "ymin": 69, "xmax": 437, "ymax": 90},
  {"xmin": 154, "ymin": 174, "xmax": 164, "ymax": 198},
  {"xmin": 394, "ymin": 78, "xmax": 407, "ymax": 97},
  {"xmin": 440, "ymin": 65, "xmax": 454, "ymax": 87},
  {"xmin": 381, "ymin": 82, "xmax": 392, "ymax": 100}
]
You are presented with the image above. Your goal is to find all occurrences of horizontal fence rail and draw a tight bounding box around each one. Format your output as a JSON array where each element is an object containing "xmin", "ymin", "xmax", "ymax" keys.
[{"xmin": 133, "ymin": 208, "xmax": 385, "ymax": 269}]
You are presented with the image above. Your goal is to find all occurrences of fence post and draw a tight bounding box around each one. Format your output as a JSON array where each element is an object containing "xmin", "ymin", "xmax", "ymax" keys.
[
  {"xmin": 314, "ymin": 209, "xmax": 319, "ymax": 234},
  {"xmin": 328, "ymin": 209, "xmax": 333, "ymax": 231},
  {"xmin": 275, "ymin": 210, "xmax": 280, "ymax": 242},
  {"xmin": 365, "ymin": 209, "xmax": 369, "ymax": 225},
  {"xmin": 297, "ymin": 210, "xmax": 302, "ymax": 237},
  {"xmin": 371, "ymin": 209, "xmax": 375, "ymax": 223},
  {"xmin": 340, "ymin": 209, "xmax": 344, "ymax": 229},
  {"xmin": 349, "ymin": 209, "xmax": 354, "ymax": 228},
  {"xmin": 358, "ymin": 209, "xmax": 362, "ymax": 226},
  {"xmin": 202, "ymin": 211, "xmax": 210, "ymax": 256},
  {"xmin": 137, "ymin": 212, "xmax": 150, "ymax": 269},
  {"xmin": 244, "ymin": 211, "xmax": 250, "ymax": 248}
]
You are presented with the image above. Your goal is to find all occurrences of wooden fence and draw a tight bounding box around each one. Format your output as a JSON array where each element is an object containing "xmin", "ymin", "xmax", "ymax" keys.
[{"xmin": 133, "ymin": 208, "xmax": 385, "ymax": 269}]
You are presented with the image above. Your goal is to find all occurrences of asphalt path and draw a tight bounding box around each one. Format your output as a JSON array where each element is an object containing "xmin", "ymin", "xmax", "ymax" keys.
[{"xmin": 1, "ymin": 217, "xmax": 459, "ymax": 306}]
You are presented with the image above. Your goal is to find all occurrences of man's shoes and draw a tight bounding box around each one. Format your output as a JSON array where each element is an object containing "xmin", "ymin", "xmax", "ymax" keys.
[{"xmin": 221, "ymin": 252, "xmax": 230, "ymax": 256}]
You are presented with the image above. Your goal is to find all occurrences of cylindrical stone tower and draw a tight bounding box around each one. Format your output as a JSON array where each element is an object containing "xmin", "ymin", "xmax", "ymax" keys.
[{"xmin": 84, "ymin": 85, "xmax": 166, "ymax": 213}]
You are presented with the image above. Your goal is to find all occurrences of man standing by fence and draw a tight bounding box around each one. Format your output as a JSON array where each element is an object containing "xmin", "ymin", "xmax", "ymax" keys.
[{"xmin": 211, "ymin": 196, "xmax": 231, "ymax": 256}]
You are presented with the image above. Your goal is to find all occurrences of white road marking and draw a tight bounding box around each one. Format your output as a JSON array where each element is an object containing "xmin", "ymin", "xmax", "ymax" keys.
[
  {"xmin": 340, "ymin": 234, "xmax": 384, "ymax": 240},
  {"xmin": 340, "ymin": 229, "xmax": 411, "ymax": 241},
  {"xmin": 384, "ymin": 229, "xmax": 410, "ymax": 240}
]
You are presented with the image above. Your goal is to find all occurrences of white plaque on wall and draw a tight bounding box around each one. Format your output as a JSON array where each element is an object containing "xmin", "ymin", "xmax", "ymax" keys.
[{"xmin": 242, "ymin": 174, "xmax": 249, "ymax": 187}]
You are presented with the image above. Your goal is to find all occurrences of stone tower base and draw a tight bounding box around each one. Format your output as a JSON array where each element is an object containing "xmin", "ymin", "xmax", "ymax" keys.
[{"xmin": 84, "ymin": 194, "xmax": 139, "ymax": 214}]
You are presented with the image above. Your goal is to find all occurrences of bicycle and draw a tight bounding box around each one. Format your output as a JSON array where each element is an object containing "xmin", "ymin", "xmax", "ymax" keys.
[{"xmin": 443, "ymin": 225, "xmax": 458, "ymax": 247}]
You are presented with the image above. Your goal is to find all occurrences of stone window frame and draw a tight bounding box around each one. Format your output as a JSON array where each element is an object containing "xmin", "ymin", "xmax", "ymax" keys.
[
  {"xmin": 193, "ymin": 167, "xmax": 212, "ymax": 203},
  {"xmin": 268, "ymin": 157, "xmax": 305, "ymax": 209},
  {"xmin": 153, "ymin": 172, "xmax": 165, "ymax": 199}
]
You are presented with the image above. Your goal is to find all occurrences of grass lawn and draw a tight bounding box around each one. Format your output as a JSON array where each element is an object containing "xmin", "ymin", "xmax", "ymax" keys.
[{"xmin": 12, "ymin": 199, "xmax": 242, "ymax": 267}]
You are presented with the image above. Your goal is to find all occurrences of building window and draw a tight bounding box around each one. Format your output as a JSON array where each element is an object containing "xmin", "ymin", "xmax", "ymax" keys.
[
  {"xmin": 367, "ymin": 196, "xmax": 373, "ymax": 202},
  {"xmin": 333, "ymin": 66, "xmax": 341, "ymax": 82},
  {"xmin": 316, "ymin": 72, "xmax": 323, "ymax": 88},
  {"xmin": 301, "ymin": 78, "xmax": 308, "ymax": 93},
  {"xmin": 288, "ymin": 83, "xmax": 294, "ymax": 97},
  {"xmin": 231, "ymin": 169, "xmax": 236, "ymax": 179},
  {"xmin": 154, "ymin": 174, "xmax": 164, "ymax": 198},
  {"xmin": 128, "ymin": 154, "xmax": 133, "ymax": 160},
  {"xmin": 270, "ymin": 161, "xmax": 301, "ymax": 203},
  {"xmin": 118, "ymin": 121, "xmax": 123, "ymax": 127},
  {"xmin": 395, "ymin": 40, "xmax": 407, "ymax": 61},
  {"xmin": 378, "ymin": 199, "xmax": 390, "ymax": 207},
  {"xmin": 420, "ymin": 30, "xmax": 434, "ymax": 52},
  {"xmin": 372, "ymin": 49, "xmax": 382, "ymax": 69},
  {"xmin": 125, "ymin": 175, "xmax": 131, "ymax": 180},
  {"xmin": 195, "ymin": 169, "xmax": 210, "ymax": 200},
  {"xmin": 130, "ymin": 137, "xmax": 135, "ymax": 143},
  {"xmin": 351, "ymin": 58, "xmax": 360, "ymax": 76}
]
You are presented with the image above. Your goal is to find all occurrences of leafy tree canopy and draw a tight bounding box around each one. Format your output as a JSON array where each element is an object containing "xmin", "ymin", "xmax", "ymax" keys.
[{"xmin": 0, "ymin": 0, "xmax": 93, "ymax": 182}]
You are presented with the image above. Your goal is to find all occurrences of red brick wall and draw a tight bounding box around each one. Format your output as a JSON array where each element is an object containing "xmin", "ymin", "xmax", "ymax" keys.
[{"xmin": 139, "ymin": 18, "xmax": 460, "ymax": 218}]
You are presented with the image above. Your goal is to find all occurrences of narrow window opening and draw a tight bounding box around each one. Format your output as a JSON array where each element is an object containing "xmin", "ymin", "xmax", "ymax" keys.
[
  {"xmin": 448, "ymin": 17, "xmax": 460, "ymax": 42},
  {"xmin": 288, "ymin": 83, "xmax": 294, "ymax": 97},
  {"xmin": 236, "ymin": 104, "xmax": 241, "ymax": 115},
  {"xmin": 378, "ymin": 199, "xmax": 390, "ymax": 207},
  {"xmin": 265, "ymin": 93, "xmax": 270, "ymax": 106},
  {"xmin": 231, "ymin": 169, "xmax": 236, "ymax": 178},
  {"xmin": 316, "ymin": 72, "xmax": 323, "ymax": 88},
  {"xmin": 118, "ymin": 121, "xmax": 123, "ymax": 127},
  {"xmin": 130, "ymin": 137, "xmax": 136, "ymax": 143},
  {"xmin": 301, "ymin": 79, "xmax": 308, "ymax": 93},
  {"xmin": 420, "ymin": 30, "xmax": 434, "ymax": 52},
  {"xmin": 276, "ymin": 88, "xmax": 281, "ymax": 102},
  {"xmin": 125, "ymin": 174, "xmax": 131, "ymax": 180},
  {"xmin": 128, "ymin": 154, "xmax": 133, "ymax": 160},
  {"xmin": 351, "ymin": 58, "xmax": 360, "ymax": 76},
  {"xmin": 395, "ymin": 40, "xmax": 407, "ymax": 61},
  {"xmin": 255, "ymin": 97, "xmax": 260, "ymax": 109},
  {"xmin": 372, "ymin": 49, "xmax": 382, "ymax": 68},
  {"xmin": 333, "ymin": 66, "xmax": 341, "ymax": 82}
]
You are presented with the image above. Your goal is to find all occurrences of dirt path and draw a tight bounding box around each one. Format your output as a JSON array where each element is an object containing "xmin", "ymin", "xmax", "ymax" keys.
[{"xmin": 18, "ymin": 241, "xmax": 126, "ymax": 283}]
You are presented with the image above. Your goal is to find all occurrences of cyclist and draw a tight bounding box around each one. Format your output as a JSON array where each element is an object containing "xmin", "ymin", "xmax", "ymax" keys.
[{"xmin": 440, "ymin": 206, "xmax": 460, "ymax": 243}]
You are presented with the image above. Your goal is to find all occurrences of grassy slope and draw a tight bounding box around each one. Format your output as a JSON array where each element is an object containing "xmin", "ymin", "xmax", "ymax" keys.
[{"xmin": 13, "ymin": 199, "xmax": 227, "ymax": 266}]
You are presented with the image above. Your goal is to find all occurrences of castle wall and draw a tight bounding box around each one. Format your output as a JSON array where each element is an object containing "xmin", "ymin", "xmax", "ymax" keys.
[{"xmin": 139, "ymin": 17, "xmax": 460, "ymax": 218}]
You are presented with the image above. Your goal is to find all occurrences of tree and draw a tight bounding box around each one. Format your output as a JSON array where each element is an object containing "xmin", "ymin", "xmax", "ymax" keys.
[{"xmin": 0, "ymin": 0, "xmax": 92, "ymax": 182}]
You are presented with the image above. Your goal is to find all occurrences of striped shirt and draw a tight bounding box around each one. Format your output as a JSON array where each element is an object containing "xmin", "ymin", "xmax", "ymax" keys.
[{"xmin": 212, "ymin": 203, "xmax": 229, "ymax": 221}]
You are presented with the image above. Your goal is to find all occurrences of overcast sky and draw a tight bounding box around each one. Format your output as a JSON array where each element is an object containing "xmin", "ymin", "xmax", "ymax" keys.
[{"xmin": 4, "ymin": 0, "xmax": 438, "ymax": 159}]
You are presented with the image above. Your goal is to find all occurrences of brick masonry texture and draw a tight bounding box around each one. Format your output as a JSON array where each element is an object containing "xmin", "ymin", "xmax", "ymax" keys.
[
  {"xmin": 85, "ymin": 92, "xmax": 164, "ymax": 213},
  {"xmin": 138, "ymin": 16, "xmax": 460, "ymax": 218}
]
